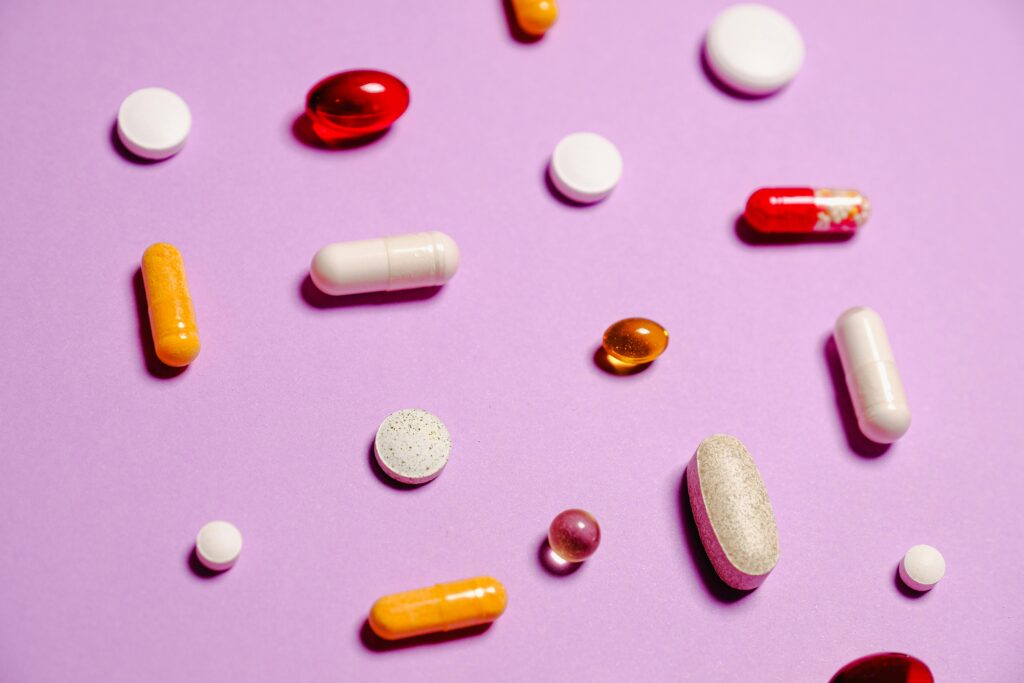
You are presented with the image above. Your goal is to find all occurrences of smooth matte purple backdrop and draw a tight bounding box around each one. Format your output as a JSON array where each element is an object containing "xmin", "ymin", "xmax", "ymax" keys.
[{"xmin": 2, "ymin": 1, "xmax": 1023, "ymax": 681}]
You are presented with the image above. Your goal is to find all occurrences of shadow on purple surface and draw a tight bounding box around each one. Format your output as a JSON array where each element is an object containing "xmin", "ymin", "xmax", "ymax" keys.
[
  {"xmin": 109, "ymin": 121, "xmax": 167, "ymax": 165},
  {"xmin": 367, "ymin": 439, "xmax": 430, "ymax": 491},
  {"xmin": 823, "ymin": 335, "xmax": 891, "ymax": 458},
  {"xmin": 537, "ymin": 536, "xmax": 583, "ymax": 576},
  {"xmin": 733, "ymin": 214, "xmax": 856, "ymax": 246},
  {"xmin": 697, "ymin": 41, "xmax": 777, "ymax": 102},
  {"xmin": 677, "ymin": 471, "xmax": 753, "ymax": 603},
  {"xmin": 132, "ymin": 269, "xmax": 187, "ymax": 379},
  {"xmin": 892, "ymin": 565, "xmax": 929, "ymax": 600},
  {"xmin": 299, "ymin": 274, "xmax": 442, "ymax": 309},
  {"xmin": 500, "ymin": 0, "xmax": 544, "ymax": 44},
  {"xmin": 290, "ymin": 113, "xmax": 389, "ymax": 151},
  {"xmin": 359, "ymin": 619, "xmax": 492, "ymax": 652},
  {"xmin": 592, "ymin": 346, "xmax": 653, "ymax": 377},
  {"xmin": 542, "ymin": 164, "xmax": 603, "ymax": 209},
  {"xmin": 186, "ymin": 546, "xmax": 226, "ymax": 579}
]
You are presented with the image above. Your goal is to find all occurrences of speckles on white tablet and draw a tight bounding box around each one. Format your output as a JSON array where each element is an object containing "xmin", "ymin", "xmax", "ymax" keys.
[
  {"xmin": 117, "ymin": 87, "xmax": 192, "ymax": 160},
  {"xmin": 899, "ymin": 544, "xmax": 945, "ymax": 592},
  {"xmin": 704, "ymin": 4, "xmax": 805, "ymax": 96},
  {"xmin": 548, "ymin": 132, "xmax": 623, "ymax": 204},
  {"xmin": 374, "ymin": 409, "xmax": 452, "ymax": 485},
  {"xmin": 195, "ymin": 520, "xmax": 243, "ymax": 572}
]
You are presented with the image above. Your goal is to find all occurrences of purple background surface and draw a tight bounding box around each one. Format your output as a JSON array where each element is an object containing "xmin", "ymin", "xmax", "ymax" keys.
[{"xmin": 2, "ymin": 1, "xmax": 1023, "ymax": 681}]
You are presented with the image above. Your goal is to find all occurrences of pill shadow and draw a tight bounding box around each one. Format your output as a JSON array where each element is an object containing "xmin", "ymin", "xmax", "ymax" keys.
[
  {"xmin": 109, "ymin": 121, "xmax": 166, "ymax": 165},
  {"xmin": 542, "ymin": 164, "xmax": 604, "ymax": 209},
  {"xmin": 132, "ymin": 269, "xmax": 188, "ymax": 379},
  {"xmin": 892, "ymin": 565, "xmax": 929, "ymax": 600},
  {"xmin": 823, "ymin": 335, "xmax": 891, "ymax": 458},
  {"xmin": 733, "ymin": 215, "xmax": 857, "ymax": 246},
  {"xmin": 500, "ymin": 0, "xmax": 544, "ymax": 44},
  {"xmin": 359, "ymin": 618, "xmax": 492, "ymax": 652},
  {"xmin": 290, "ymin": 113, "xmax": 390, "ymax": 151},
  {"xmin": 676, "ymin": 470, "xmax": 753, "ymax": 603},
  {"xmin": 186, "ymin": 546, "xmax": 225, "ymax": 579},
  {"xmin": 591, "ymin": 345, "xmax": 653, "ymax": 377},
  {"xmin": 697, "ymin": 41, "xmax": 777, "ymax": 102},
  {"xmin": 367, "ymin": 439, "xmax": 430, "ymax": 491},
  {"xmin": 537, "ymin": 536, "xmax": 583, "ymax": 577},
  {"xmin": 298, "ymin": 274, "xmax": 442, "ymax": 309}
]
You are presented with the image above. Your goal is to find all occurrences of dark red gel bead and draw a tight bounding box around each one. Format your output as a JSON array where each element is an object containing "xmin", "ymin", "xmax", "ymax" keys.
[
  {"xmin": 305, "ymin": 70, "xmax": 410, "ymax": 143},
  {"xmin": 829, "ymin": 653, "xmax": 934, "ymax": 683}
]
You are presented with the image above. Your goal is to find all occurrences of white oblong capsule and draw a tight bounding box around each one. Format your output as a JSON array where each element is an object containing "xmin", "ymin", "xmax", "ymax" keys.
[
  {"xmin": 309, "ymin": 231, "xmax": 460, "ymax": 297},
  {"xmin": 834, "ymin": 306, "xmax": 911, "ymax": 444}
]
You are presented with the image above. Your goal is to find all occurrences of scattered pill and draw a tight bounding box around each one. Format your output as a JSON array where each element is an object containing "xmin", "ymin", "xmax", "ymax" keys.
[
  {"xmin": 195, "ymin": 521, "xmax": 243, "ymax": 572},
  {"xmin": 310, "ymin": 231, "xmax": 459, "ymax": 297},
  {"xmin": 687, "ymin": 434, "xmax": 779, "ymax": 590},
  {"xmin": 834, "ymin": 307, "xmax": 911, "ymax": 444},
  {"xmin": 510, "ymin": 0, "xmax": 558, "ymax": 37},
  {"xmin": 141, "ymin": 243, "xmax": 200, "ymax": 367},
  {"xmin": 116, "ymin": 87, "xmax": 191, "ymax": 160},
  {"xmin": 899, "ymin": 545, "xmax": 945, "ymax": 592},
  {"xmin": 373, "ymin": 409, "xmax": 452, "ymax": 485},
  {"xmin": 745, "ymin": 188, "xmax": 871, "ymax": 234},
  {"xmin": 305, "ymin": 70, "xmax": 409, "ymax": 144},
  {"xmin": 704, "ymin": 4, "xmax": 804, "ymax": 95},
  {"xmin": 548, "ymin": 509, "xmax": 601, "ymax": 562},
  {"xmin": 548, "ymin": 132, "xmax": 622, "ymax": 204},
  {"xmin": 601, "ymin": 318, "xmax": 669, "ymax": 366},
  {"xmin": 369, "ymin": 576, "xmax": 507, "ymax": 640},
  {"xmin": 829, "ymin": 653, "xmax": 934, "ymax": 683}
]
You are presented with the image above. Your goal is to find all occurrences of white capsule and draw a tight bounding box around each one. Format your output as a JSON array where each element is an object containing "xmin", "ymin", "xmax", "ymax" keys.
[
  {"xmin": 834, "ymin": 306, "xmax": 911, "ymax": 444},
  {"xmin": 310, "ymin": 231, "xmax": 460, "ymax": 297}
]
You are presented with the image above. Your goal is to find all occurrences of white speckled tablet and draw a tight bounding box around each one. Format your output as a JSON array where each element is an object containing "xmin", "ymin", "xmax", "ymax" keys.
[
  {"xmin": 705, "ymin": 4, "xmax": 805, "ymax": 95},
  {"xmin": 374, "ymin": 409, "xmax": 452, "ymax": 484},
  {"xmin": 195, "ymin": 520, "xmax": 242, "ymax": 571},
  {"xmin": 899, "ymin": 544, "xmax": 945, "ymax": 591},
  {"xmin": 548, "ymin": 132, "xmax": 623, "ymax": 204},
  {"xmin": 117, "ymin": 87, "xmax": 192, "ymax": 160}
]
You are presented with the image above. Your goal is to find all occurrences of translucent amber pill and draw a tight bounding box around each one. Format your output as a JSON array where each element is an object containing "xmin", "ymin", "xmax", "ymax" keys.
[
  {"xmin": 141, "ymin": 243, "xmax": 200, "ymax": 367},
  {"xmin": 305, "ymin": 70, "xmax": 409, "ymax": 144},
  {"xmin": 601, "ymin": 318, "xmax": 669, "ymax": 365},
  {"xmin": 368, "ymin": 576, "xmax": 507, "ymax": 641},
  {"xmin": 510, "ymin": 0, "xmax": 558, "ymax": 37}
]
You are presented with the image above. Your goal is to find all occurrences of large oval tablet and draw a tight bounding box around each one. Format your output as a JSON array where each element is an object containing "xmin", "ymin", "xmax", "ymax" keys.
[{"xmin": 687, "ymin": 434, "xmax": 779, "ymax": 590}]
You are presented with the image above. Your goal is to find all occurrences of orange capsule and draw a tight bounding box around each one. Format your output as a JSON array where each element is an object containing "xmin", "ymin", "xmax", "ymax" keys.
[
  {"xmin": 511, "ymin": 0, "xmax": 558, "ymax": 37},
  {"xmin": 368, "ymin": 576, "xmax": 507, "ymax": 640},
  {"xmin": 141, "ymin": 243, "xmax": 200, "ymax": 367}
]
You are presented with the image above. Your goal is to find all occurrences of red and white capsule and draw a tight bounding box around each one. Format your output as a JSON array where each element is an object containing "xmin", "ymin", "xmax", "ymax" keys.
[{"xmin": 744, "ymin": 188, "xmax": 870, "ymax": 234}]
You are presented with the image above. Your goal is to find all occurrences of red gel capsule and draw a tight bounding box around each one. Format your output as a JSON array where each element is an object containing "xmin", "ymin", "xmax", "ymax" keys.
[
  {"xmin": 745, "ymin": 187, "xmax": 870, "ymax": 234},
  {"xmin": 305, "ymin": 70, "xmax": 410, "ymax": 143},
  {"xmin": 830, "ymin": 653, "xmax": 933, "ymax": 683}
]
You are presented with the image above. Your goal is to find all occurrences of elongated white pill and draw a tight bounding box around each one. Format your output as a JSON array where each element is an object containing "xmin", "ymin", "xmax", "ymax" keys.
[
  {"xmin": 310, "ymin": 231, "xmax": 460, "ymax": 297},
  {"xmin": 195, "ymin": 521, "xmax": 243, "ymax": 571},
  {"xmin": 834, "ymin": 307, "xmax": 911, "ymax": 444}
]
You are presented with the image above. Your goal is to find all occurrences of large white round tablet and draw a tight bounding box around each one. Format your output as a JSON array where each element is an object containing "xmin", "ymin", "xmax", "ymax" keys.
[
  {"xmin": 117, "ymin": 87, "xmax": 192, "ymax": 160},
  {"xmin": 195, "ymin": 521, "xmax": 243, "ymax": 571},
  {"xmin": 374, "ymin": 409, "xmax": 452, "ymax": 485},
  {"xmin": 899, "ymin": 544, "xmax": 945, "ymax": 591},
  {"xmin": 705, "ymin": 4, "xmax": 805, "ymax": 95},
  {"xmin": 548, "ymin": 132, "xmax": 623, "ymax": 204}
]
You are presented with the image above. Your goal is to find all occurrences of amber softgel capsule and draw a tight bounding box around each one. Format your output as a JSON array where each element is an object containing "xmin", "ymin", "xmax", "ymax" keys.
[{"xmin": 601, "ymin": 318, "xmax": 669, "ymax": 366}]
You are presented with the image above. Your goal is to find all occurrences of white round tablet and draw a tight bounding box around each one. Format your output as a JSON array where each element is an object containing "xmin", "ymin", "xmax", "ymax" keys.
[
  {"xmin": 899, "ymin": 544, "xmax": 945, "ymax": 592},
  {"xmin": 195, "ymin": 520, "xmax": 243, "ymax": 571},
  {"xmin": 548, "ymin": 132, "xmax": 623, "ymax": 204},
  {"xmin": 704, "ymin": 4, "xmax": 805, "ymax": 96},
  {"xmin": 117, "ymin": 87, "xmax": 192, "ymax": 160},
  {"xmin": 374, "ymin": 408, "xmax": 452, "ymax": 485}
]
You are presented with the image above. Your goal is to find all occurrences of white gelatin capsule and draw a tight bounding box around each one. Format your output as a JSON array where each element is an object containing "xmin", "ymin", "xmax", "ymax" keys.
[
  {"xmin": 834, "ymin": 307, "xmax": 911, "ymax": 444},
  {"xmin": 310, "ymin": 231, "xmax": 460, "ymax": 297}
]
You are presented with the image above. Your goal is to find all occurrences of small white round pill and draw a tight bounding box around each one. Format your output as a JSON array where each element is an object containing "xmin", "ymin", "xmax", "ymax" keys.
[
  {"xmin": 374, "ymin": 409, "xmax": 452, "ymax": 485},
  {"xmin": 195, "ymin": 521, "xmax": 243, "ymax": 571},
  {"xmin": 899, "ymin": 544, "xmax": 945, "ymax": 592},
  {"xmin": 705, "ymin": 4, "xmax": 805, "ymax": 96},
  {"xmin": 117, "ymin": 87, "xmax": 192, "ymax": 160},
  {"xmin": 548, "ymin": 132, "xmax": 623, "ymax": 204}
]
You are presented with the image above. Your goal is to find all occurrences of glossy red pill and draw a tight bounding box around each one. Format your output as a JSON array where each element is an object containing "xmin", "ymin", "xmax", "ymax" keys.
[
  {"xmin": 829, "ymin": 653, "xmax": 933, "ymax": 683},
  {"xmin": 305, "ymin": 70, "xmax": 410, "ymax": 143},
  {"xmin": 744, "ymin": 187, "xmax": 870, "ymax": 234}
]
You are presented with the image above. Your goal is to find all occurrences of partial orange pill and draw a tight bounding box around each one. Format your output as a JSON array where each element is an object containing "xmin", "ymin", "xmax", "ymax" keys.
[
  {"xmin": 368, "ymin": 576, "xmax": 507, "ymax": 640},
  {"xmin": 511, "ymin": 0, "xmax": 558, "ymax": 37},
  {"xmin": 141, "ymin": 243, "xmax": 200, "ymax": 367}
]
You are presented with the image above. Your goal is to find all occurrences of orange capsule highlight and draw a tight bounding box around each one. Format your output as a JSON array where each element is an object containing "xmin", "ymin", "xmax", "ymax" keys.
[
  {"xmin": 511, "ymin": 0, "xmax": 558, "ymax": 37},
  {"xmin": 368, "ymin": 576, "xmax": 507, "ymax": 640},
  {"xmin": 141, "ymin": 243, "xmax": 200, "ymax": 367}
]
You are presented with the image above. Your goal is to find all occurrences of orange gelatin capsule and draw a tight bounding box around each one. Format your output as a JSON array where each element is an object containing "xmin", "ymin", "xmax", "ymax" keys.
[
  {"xmin": 602, "ymin": 317, "xmax": 669, "ymax": 365},
  {"xmin": 141, "ymin": 243, "xmax": 200, "ymax": 367},
  {"xmin": 369, "ymin": 576, "xmax": 507, "ymax": 640},
  {"xmin": 511, "ymin": 0, "xmax": 558, "ymax": 37}
]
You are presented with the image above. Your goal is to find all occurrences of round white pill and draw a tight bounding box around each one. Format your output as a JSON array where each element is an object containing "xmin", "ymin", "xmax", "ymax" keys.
[
  {"xmin": 548, "ymin": 132, "xmax": 623, "ymax": 204},
  {"xmin": 117, "ymin": 87, "xmax": 192, "ymax": 160},
  {"xmin": 374, "ymin": 409, "xmax": 452, "ymax": 485},
  {"xmin": 704, "ymin": 4, "xmax": 805, "ymax": 95},
  {"xmin": 195, "ymin": 521, "xmax": 243, "ymax": 571},
  {"xmin": 899, "ymin": 544, "xmax": 945, "ymax": 591}
]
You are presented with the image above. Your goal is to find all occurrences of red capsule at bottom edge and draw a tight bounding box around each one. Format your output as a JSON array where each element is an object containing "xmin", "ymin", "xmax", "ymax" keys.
[
  {"xmin": 745, "ymin": 187, "xmax": 870, "ymax": 234},
  {"xmin": 829, "ymin": 653, "xmax": 933, "ymax": 683},
  {"xmin": 305, "ymin": 70, "xmax": 409, "ymax": 143}
]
